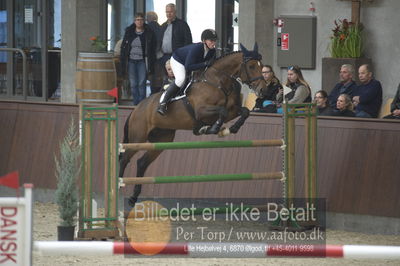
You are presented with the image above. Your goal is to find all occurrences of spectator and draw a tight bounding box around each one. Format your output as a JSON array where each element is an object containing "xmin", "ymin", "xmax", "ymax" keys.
[
  {"xmin": 146, "ymin": 11, "xmax": 164, "ymax": 95},
  {"xmin": 277, "ymin": 65, "xmax": 312, "ymax": 104},
  {"xmin": 352, "ymin": 64, "xmax": 382, "ymax": 118},
  {"xmin": 252, "ymin": 65, "xmax": 282, "ymax": 113},
  {"xmin": 157, "ymin": 29, "xmax": 217, "ymax": 115},
  {"xmin": 327, "ymin": 64, "xmax": 357, "ymax": 109},
  {"xmin": 160, "ymin": 3, "xmax": 192, "ymax": 66},
  {"xmin": 113, "ymin": 39, "xmax": 123, "ymax": 57},
  {"xmin": 314, "ymin": 90, "xmax": 334, "ymax": 116},
  {"xmin": 120, "ymin": 12, "xmax": 157, "ymax": 105},
  {"xmin": 163, "ymin": 59, "xmax": 175, "ymax": 88},
  {"xmin": 383, "ymin": 83, "xmax": 400, "ymax": 119},
  {"xmin": 332, "ymin": 94, "xmax": 355, "ymax": 117}
]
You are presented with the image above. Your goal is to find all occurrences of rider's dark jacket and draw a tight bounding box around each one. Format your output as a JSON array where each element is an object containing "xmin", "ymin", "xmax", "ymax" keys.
[{"xmin": 172, "ymin": 42, "xmax": 216, "ymax": 72}]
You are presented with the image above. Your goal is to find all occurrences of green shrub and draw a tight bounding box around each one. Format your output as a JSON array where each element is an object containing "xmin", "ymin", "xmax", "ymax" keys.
[{"xmin": 54, "ymin": 117, "xmax": 80, "ymax": 226}]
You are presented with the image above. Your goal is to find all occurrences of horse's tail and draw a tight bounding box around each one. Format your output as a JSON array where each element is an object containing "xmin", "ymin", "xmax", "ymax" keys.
[{"xmin": 123, "ymin": 113, "xmax": 131, "ymax": 143}]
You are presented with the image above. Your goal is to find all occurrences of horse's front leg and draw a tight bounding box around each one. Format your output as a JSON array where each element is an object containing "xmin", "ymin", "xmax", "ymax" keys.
[
  {"xmin": 196, "ymin": 106, "xmax": 228, "ymax": 135},
  {"xmin": 228, "ymin": 106, "xmax": 250, "ymax": 134}
]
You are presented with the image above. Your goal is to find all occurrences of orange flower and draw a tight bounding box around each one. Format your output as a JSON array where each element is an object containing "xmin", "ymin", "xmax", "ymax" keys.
[
  {"xmin": 339, "ymin": 34, "xmax": 346, "ymax": 41},
  {"xmin": 89, "ymin": 36, "xmax": 97, "ymax": 41}
]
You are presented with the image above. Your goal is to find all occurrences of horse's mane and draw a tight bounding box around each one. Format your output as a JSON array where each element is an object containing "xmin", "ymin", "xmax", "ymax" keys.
[
  {"xmin": 214, "ymin": 51, "xmax": 242, "ymax": 62},
  {"xmin": 214, "ymin": 48, "xmax": 262, "ymax": 63}
]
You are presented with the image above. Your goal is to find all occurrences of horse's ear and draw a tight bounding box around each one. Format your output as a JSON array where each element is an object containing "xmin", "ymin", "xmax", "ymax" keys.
[
  {"xmin": 240, "ymin": 43, "xmax": 248, "ymax": 53},
  {"xmin": 253, "ymin": 42, "xmax": 259, "ymax": 53}
]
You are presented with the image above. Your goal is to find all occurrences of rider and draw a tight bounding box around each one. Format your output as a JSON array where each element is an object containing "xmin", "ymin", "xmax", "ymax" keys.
[{"xmin": 157, "ymin": 29, "xmax": 218, "ymax": 115}]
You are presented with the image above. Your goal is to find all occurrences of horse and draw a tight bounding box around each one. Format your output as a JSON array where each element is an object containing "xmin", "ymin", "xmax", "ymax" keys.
[{"xmin": 119, "ymin": 43, "xmax": 267, "ymax": 206}]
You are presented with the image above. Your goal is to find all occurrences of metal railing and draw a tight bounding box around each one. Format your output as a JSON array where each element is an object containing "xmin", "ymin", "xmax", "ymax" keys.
[{"xmin": 0, "ymin": 47, "xmax": 27, "ymax": 99}]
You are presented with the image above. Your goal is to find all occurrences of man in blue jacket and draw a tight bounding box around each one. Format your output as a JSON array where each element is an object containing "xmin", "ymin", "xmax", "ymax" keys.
[
  {"xmin": 352, "ymin": 64, "xmax": 382, "ymax": 118},
  {"xmin": 157, "ymin": 29, "xmax": 217, "ymax": 115},
  {"xmin": 327, "ymin": 64, "xmax": 357, "ymax": 109}
]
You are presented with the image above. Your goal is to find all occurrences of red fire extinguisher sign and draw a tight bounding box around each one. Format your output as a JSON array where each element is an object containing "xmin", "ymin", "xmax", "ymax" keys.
[{"xmin": 281, "ymin": 33, "xmax": 289, "ymax": 51}]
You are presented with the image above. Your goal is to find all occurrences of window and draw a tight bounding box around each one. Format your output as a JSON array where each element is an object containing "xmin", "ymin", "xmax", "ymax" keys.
[
  {"xmin": 186, "ymin": 0, "xmax": 215, "ymax": 42},
  {"xmin": 146, "ymin": 0, "xmax": 175, "ymax": 24},
  {"xmin": 107, "ymin": 0, "xmax": 135, "ymax": 50}
]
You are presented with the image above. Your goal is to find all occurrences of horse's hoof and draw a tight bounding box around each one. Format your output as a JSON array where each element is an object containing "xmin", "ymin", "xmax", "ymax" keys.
[
  {"xmin": 218, "ymin": 128, "xmax": 230, "ymax": 137},
  {"xmin": 198, "ymin": 126, "xmax": 210, "ymax": 135},
  {"xmin": 128, "ymin": 197, "xmax": 137, "ymax": 208},
  {"xmin": 229, "ymin": 126, "xmax": 239, "ymax": 134}
]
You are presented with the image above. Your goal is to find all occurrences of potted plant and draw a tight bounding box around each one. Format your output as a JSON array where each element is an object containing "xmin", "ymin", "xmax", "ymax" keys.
[
  {"xmin": 54, "ymin": 117, "xmax": 80, "ymax": 241},
  {"xmin": 89, "ymin": 36, "xmax": 108, "ymax": 52},
  {"xmin": 322, "ymin": 19, "xmax": 371, "ymax": 93},
  {"xmin": 329, "ymin": 19, "xmax": 363, "ymax": 58}
]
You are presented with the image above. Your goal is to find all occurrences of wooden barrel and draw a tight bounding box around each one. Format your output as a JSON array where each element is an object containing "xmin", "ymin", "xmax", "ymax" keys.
[{"xmin": 76, "ymin": 52, "xmax": 116, "ymax": 104}]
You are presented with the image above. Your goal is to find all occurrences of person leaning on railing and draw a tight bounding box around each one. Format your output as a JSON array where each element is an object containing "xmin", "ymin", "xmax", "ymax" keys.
[
  {"xmin": 314, "ymin": 90, "xmax": 334, "ymax": 116},
  {"xmin": 332, "ymin": 93, "xmax": 355, "ymax": 117}
]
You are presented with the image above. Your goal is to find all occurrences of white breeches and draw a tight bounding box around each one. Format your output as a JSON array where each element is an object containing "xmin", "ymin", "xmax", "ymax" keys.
[{"xmin": 170, "ymin": 57, "xmax": 186, "ymax": 88}]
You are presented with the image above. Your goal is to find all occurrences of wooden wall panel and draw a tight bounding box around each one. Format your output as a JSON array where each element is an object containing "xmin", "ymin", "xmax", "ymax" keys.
[{"xmin": 1, "ymin": 101, "xmax": 400, "ymax": 218}]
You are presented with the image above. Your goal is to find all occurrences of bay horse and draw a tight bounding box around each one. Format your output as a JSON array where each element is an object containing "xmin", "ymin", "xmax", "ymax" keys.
[{"xmin": 120, "ymin": 43, "xmax": 267, "ymax": 206}]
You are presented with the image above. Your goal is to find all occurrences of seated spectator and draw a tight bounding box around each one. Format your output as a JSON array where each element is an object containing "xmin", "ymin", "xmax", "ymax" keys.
[
  {"xmin": 332, "ymin": 94, "xmax": 355, "ymax": 117},
  {"xmin": 327, "ymin": 64, "xmax": 357, "ymax": 109},
  {"xmin": 352, "ymin": 64, "xmax": 382, "ymax": 118},
  {"xmin": 314, "ymin": 90, "xmax": 334, "ymax": 116},
  {"xmin": 253, "ymin": 65, "xmax": 282, "ymax": 113},
  {"xmin": 277, "ymin": 65, "xmax": 312, "ymax": 104},
  {"xmin": 384, "ymin": 83, "xmax": 400, "ymax": 119}
]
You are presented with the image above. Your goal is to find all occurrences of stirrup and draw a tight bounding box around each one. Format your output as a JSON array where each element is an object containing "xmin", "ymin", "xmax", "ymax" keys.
[{"xmin": 157, "ymin": 103, "xmax": 167, "ymax": 116}]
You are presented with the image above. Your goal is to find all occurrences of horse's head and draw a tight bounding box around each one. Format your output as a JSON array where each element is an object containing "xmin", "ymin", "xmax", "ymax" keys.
[{"xmin": 239, "ymin": 43, "xmax": 267, "ymax": 93}]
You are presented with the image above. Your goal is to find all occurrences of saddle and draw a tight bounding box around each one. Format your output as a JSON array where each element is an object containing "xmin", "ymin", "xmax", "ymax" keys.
[{"xmin": 169, "ymin": 70, "xmax": 203, "ymax": 102}]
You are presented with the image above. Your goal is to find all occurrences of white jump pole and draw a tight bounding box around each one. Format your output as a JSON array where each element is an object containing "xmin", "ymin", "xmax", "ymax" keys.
[
  {"xmin": 343, "ymin": 245, "xmax": 400, "ymax": 259},
  {"xmin": 33, "ymin": 241, "xmax": 400, "ymax": 259},
  {"xmin": 34, "ymin": 241, "xmax": 115, "ymax": 256}
]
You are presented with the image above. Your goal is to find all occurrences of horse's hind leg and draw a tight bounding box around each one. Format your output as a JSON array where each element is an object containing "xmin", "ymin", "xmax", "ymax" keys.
[
  {"xmin": 119, "ymin": 149, "xmax": 137, "ymax": 178},
  {"xmin": 129, "ymin": 128, "xmax": 176, "ymax": 207}
]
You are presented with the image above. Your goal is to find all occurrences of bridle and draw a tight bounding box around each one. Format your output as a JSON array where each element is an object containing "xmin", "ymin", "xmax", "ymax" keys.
[
  {"xmin": 239, "ymin": 58, "xmax": 265, "ymax": 91},
  {"xmin": 199, "ymin": 53, "xmax": 265, "ymax": 96}
]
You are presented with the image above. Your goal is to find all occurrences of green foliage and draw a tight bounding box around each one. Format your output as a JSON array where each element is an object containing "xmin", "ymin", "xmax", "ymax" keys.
[
  {"xmin": 89, "ymin": 36, "xmax": 108, "ymax": 52},
  {"xmin": 54, "ymin": 117, "xmax": 80, "ymax": 226},
  {"xmin": 330, "ymin": 19, "xmax": 363, "ymax": 58}
]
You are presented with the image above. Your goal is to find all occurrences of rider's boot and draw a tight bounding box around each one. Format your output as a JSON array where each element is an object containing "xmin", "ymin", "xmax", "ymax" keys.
[{"xmin": 157, "ymin": 82, "xmax": 180, "ymax": 115}]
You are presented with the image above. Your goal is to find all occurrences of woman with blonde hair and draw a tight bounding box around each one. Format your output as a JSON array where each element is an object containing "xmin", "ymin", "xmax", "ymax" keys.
[
  {"xmin": 332, "ymin": 93, "xmax": 355, "ymax": 117},
  {"xmin": 279, "ymin": 65, "xmax": 312, "ymax": 104}
]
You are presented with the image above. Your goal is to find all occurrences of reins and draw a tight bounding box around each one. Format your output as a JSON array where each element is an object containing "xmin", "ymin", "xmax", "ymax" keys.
[{"xmin": 182, "ymin": 52, "xmax": 264, "ymax": 125}]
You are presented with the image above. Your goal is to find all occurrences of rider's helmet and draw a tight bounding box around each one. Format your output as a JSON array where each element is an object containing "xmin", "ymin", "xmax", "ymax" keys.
[{"xmin": 201, "ymin": 29, "xmax": 218, "ymax": 42}]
